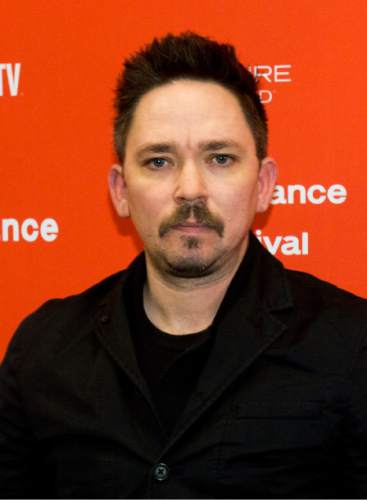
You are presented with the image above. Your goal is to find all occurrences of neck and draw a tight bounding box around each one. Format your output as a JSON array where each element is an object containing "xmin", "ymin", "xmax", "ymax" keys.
[{"xmin": 143, "ymin": 238, "xmax": 249, "ymax": 335}]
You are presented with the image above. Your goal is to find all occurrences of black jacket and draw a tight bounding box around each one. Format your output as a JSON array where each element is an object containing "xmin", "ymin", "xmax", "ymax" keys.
[{"xmin": 1, "ymin": 235, "xmax": 367, "ymax": 498}]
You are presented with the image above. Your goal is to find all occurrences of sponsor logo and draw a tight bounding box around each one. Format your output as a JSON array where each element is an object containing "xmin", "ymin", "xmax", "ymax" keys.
[
  {"xmin": 271, "ymin": 184, "xmax": 347, "ymax": 205},
  {"xmin": 255, "ymin": 229, "xmax": 309, "ymax": 256},
  {"xmin": 0, "ymin": 63, "xmax": 21, "ymax": 96},
  {"xmin": 0, "ymin": 218, "xmax": 59, "ymax": 242},
  {"xmin": 248, "ymin": 64, "xmax": 292, "ymax": 103}
]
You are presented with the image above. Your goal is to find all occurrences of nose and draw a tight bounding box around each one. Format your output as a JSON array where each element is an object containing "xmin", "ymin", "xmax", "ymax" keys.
[{"xmin": 174, "ymin": 161, "xmax": 208, "ymax": 204}]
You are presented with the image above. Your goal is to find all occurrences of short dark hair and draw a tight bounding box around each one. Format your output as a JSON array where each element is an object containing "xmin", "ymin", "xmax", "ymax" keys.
[{"xmin": 113, "ymin": 32, "xmax": 268, "ymax": 161}]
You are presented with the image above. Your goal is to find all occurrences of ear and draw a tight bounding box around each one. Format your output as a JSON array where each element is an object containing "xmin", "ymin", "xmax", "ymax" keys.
[
  {"xmin": 256, "ymin": 157, "xmax": 278, "ymax": 213},
  {"xmin": 108, "ymin": 164, "xmax": 130, "ymax": 218}
]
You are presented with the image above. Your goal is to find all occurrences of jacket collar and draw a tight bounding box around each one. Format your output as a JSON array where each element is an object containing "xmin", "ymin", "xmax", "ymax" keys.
[
  {"xmin": 214, "ymin": 231, "xmax": 293, "ymax": 322},
  {"xmin": 95, "ymin": 253, "xmax": 155, "ymax": 409}
]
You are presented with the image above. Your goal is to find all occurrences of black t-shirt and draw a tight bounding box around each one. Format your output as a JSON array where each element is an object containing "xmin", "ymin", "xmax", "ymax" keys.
[{"xmin": 125, "ymin": 266, "xmax": 213, "ymax": 435}]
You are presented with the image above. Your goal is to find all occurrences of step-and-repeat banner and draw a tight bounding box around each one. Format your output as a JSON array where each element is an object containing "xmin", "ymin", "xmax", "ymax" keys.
[{"xmin": 1, "ymin": 1, "xmax": 366, "ymax": 359}]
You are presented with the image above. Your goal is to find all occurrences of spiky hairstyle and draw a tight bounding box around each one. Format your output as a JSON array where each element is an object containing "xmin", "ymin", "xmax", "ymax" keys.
[{"xmin": 114, "ymin": 32, "xmax": 267, "ymax": 161}]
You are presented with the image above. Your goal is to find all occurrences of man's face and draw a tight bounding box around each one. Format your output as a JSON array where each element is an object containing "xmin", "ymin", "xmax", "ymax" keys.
[{"xmin": 110, "ymin": 80, "xmax": 276, "ymax": 279}]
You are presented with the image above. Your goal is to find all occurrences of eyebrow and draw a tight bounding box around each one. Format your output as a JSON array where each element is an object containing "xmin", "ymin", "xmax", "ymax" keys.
[
  {"xmin": 135, "ymin": 140, "xmax": 244, "ymax": 159},
  {"xmin": 136, "ymin": 143, "xmax": 176, "ymax": 159},
  {"xmin": 198, "ymin": 140, "xmax": 244, "ymax": 152}
]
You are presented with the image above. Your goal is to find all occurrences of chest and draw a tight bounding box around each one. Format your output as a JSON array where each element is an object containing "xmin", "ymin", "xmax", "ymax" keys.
[{"xmin": 23, "ymin": 349, "xmax": 347, "ymax": 498}]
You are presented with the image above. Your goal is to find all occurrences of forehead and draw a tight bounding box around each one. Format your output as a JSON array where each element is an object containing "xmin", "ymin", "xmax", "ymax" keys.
[{"xmin": 125, "ymin": 80, "xmax": 256, "ymax": 153}]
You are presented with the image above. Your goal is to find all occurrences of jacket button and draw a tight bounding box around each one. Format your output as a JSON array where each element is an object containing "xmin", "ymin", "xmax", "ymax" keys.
[
  {"xmin": 100, "ymin": 314, "xmax": 110, "ymax": 324},
  {"xmin": 153, "ymin": 462, "xmax": 169, "ymax": 481}
]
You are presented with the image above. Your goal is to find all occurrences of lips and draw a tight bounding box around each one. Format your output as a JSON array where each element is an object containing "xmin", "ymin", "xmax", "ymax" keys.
[{"xmin": 172, "ymin": 222, "xmax": 211, "ymax": 233}]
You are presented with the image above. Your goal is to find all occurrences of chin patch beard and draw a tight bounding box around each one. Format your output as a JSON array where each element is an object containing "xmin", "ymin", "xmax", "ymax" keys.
[
  {"xmin": 184, "ymin": 236, "xmax": 200, "ymax": 250},
  {"xmin": 148, "ymin": 243, "xmax": 219, "ymax": 279}
]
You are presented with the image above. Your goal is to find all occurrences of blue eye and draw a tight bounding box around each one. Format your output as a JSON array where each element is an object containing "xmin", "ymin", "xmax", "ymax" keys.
[
  {"xmin": 213, "ymin": 154, "xmax": 233, "ymax": 166},
  {"xmin": 149, "ymin": 158, "xmax": 167, "ymax": 168}
]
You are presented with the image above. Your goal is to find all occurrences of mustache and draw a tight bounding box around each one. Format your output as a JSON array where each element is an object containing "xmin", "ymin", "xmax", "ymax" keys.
[{"xmin": 159, "ymin": 201, "xmax": 224, "ymax": 238}]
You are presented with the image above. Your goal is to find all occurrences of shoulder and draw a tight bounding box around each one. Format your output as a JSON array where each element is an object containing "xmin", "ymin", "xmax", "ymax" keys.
[
  {"xmin": 285, "ymin": 267, "xmax": 366, "ymax": 312},
  {"xmin": 284, "ymin": 267, "xmax": 367, "ymax": 353},
  {"xmin": 3, "ymin": 269, "xmax": 127, "ymax": 365},
  {"xmin": 252, "ymin": 233, "xmax": 367, "ymax": 325},
  {"xmin": 252, "ymin": 227, "xmax": 367, "ymax": 364}
]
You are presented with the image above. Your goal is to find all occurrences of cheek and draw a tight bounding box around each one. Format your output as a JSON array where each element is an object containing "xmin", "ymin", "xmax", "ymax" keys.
[
  {"xmin": 127, "ymin": 186, "xmax": 168, "ymax": 231},
  {"xmin": 216, "ymin": 183, "xmax": 259, "ymax": 223}
]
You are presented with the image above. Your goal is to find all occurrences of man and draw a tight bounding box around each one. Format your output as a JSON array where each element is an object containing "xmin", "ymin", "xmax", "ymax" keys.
[{"xmin": 1, "ymin": 32, "xmax": 367, "ymax": 498}]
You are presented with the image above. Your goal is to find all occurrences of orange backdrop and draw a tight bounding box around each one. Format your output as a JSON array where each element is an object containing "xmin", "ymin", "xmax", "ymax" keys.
[{"xmin": 1, "ymin": 0, "xmax": 366, "ymax": 360}]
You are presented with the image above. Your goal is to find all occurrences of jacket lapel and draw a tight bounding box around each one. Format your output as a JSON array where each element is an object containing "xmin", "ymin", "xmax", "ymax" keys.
[{"xmin": 94, "ymin": 258, "xmax": 162, "ymax": 427}]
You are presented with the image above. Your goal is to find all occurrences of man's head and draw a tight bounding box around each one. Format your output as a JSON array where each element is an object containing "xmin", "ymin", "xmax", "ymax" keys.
[
  {"xmin": 109, "ymin": 33, "xmax": 277, "ymax": 281},
  {"xmin": 113, "ymin": 32, "xmax": 268, "ymax": 163}
]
